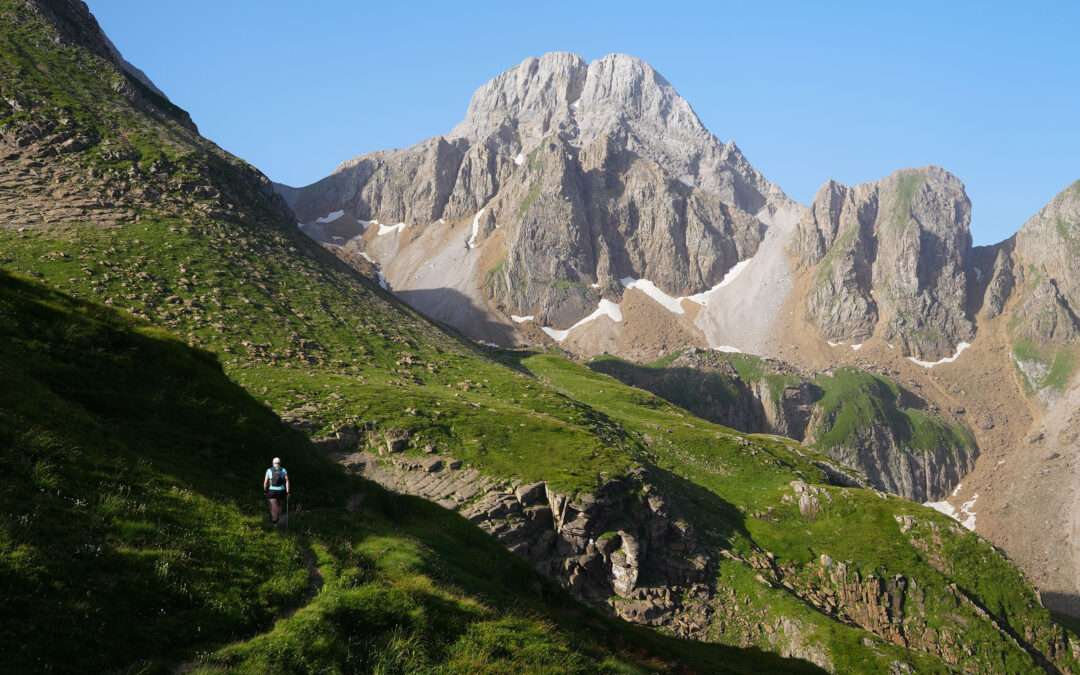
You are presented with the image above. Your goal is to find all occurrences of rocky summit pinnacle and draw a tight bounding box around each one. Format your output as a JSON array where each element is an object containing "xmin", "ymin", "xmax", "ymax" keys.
[{"xmin": 449, "ymin": 52, "xmax": 783, "ymax": 214}]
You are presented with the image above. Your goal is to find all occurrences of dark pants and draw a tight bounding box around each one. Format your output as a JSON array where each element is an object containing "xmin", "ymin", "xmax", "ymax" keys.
[{"xmin": 268, "ymin": 490, "xmax": 286, "ymax": 523}]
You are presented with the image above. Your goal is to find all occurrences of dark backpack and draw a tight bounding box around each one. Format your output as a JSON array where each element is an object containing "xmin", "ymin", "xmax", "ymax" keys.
[{"xmin": 270, "ymin": 466, "xmax": 285, "ymax": 487}]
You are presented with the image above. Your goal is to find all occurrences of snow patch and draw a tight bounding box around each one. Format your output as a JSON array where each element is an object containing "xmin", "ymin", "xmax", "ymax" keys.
[
  {"xmin": 377, "ymin": 222, "xmax": 405, "ymax": 236},
  {"xmin": 851, "ymin": 343, "xmax": 863, "ymax": 351},
  {"xmin": 467, "ymin": 208, "xmax": 486, "ymax": 249},
  {"xmin": 510, "ymin": 315, "xmax": 534, "ymax": 323},
  {"xmin": 925, "ymin": 483, "xmax": 979, "ymax": 528},
  {"xmin": 678, "ymin": 177, "xmax": 695, "ymax": 189},
  {"xmin": 713, "ymin": 345, "xmax": 742, "ymax": 353},
  {"xmin": 541, "ymin": 299, "xmax": 622, "ymax": 342},
  {"xmin": 827, "ymin": 340, "xmax": 843, "ymax": 347},
  {"xmin": 685, "ymin": 258, "xmax": 754, "ymax": 304},
  {"xmin": 924, "ymin": 500, "xmax": 958, "ymax": 520},
  {"xmin": 887, "ymin": 343, "xmax": 895, "ymax": 350},
  {"xmin": 908, "ymin": 342, "xmax": 971, "ymax": 368},
  {"xmin": 481, "ymin": 341, "xmax": 500, "ymax": 349},
  {"xmin": 958, "ymin": 493, "xmax": 979, "ymax": 530},
  {"xmin": 316, "ymin": 210, "xmax": 345, "ymax": 223},
  {"xmin": 570, "ymin": 98, "xmax": 581, "ymax": 110},
  {"xmin": 628, "ymin": 257, "xmax": 757, "ymax": 310},
  {"xmin": 590, "ymin": 282, "xmax": 601, "ymax": 289},
  {"xmin": 357, "ymin": 250, "xmax": 387, "ymax": 289},
  {"xmin": 438, "ymin": 218, "xmax": 445, "ymax": 224},
  {"xmin": 974, "ymin": 267, "xmax": 983, "ymax": 282},
  {"xmin": 514, "ymin": 153, "xmax": 524, "ymax": 165},
  {"xmin": 620, "ymin": 277, "xmax": 685, "ymax": 314},
  {"xmin": 357, "ymin": 218, "xmax": 376, "ymax": 229}
]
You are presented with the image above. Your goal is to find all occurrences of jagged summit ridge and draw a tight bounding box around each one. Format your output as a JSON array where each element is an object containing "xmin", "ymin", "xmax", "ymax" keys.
[
  {"xmin": 450, "ymin": 52, "xmax": 709, "ymax": 149},
  {"xmin": 446, "ymin": 51, "xmax": 785, "ymax": 214}
]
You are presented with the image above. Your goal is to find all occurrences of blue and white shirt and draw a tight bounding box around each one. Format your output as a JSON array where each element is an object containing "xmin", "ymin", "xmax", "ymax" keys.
[{"xmin": 266, "ymin": 466, "xmax": 288, "ymax": 490}]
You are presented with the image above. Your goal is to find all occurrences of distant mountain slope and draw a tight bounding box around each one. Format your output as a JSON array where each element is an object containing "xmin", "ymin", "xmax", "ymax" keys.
[
  {"xmin": 590, "ymin": 349, "xmax": 977, "ymax": 503},
  {"xmin": 283, "ymin": 52, "xmax": 800, "ymax": 354}
]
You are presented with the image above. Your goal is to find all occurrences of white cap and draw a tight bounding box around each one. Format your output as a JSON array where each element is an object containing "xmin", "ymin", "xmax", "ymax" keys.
[{"xmin": 272, "ymin": 457, "xmax": 281, "ymax": 464}]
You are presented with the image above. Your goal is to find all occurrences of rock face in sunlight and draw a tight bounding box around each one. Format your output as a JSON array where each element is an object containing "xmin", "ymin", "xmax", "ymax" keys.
[
  {"xmin": 789, "ymin": 166, "xmax": 975, "ymax": 361},
  {"xmin": 283, "ymin": 52, "xmax": 795, "ymax": 350}
]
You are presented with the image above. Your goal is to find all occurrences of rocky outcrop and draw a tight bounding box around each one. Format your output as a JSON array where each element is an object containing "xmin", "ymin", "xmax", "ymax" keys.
[
  {"xmin": 803, "ymin": 419, "xmax": 976, "ymax": 504},
  {"xmin": 790, "ymin": 167, "xmax": 976, "ymax": 361},
  {"xmin": 334, "ymin": 450, "xmax": 716, "ymax": 632}
]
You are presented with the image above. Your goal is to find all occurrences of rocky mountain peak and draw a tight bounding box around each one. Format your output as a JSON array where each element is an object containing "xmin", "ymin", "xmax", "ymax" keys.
[
  {"xmin": 287, "ymin": 51, "xmax": 795, "ymax": 349},
  {"xmin": 446, "ymin": 51, "xmax": 781, "ymax": 214},
  {"xmin": 450, "ymin": 52, "xmax": 708, "ymax": 150}
]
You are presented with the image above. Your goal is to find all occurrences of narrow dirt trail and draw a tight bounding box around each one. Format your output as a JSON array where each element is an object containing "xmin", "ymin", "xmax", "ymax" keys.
[{"xmin": 278, "ymin": 544, "xmax": 324, "ymax": 622}]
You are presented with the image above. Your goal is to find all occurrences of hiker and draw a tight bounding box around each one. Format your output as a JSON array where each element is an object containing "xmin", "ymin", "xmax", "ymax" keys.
[{"xmin": 263, "ymin": 457, "xmax": 290, "ymax": 525}]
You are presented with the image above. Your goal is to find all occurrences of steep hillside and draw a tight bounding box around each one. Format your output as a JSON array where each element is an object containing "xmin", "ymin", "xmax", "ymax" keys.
[
  {"xmin": 1, "ymin": 269, "xmax": 811, "ymax": 673},
  {"xmin": 337, "ymin": 347, "xmax": 1080, "ymax": 672}
]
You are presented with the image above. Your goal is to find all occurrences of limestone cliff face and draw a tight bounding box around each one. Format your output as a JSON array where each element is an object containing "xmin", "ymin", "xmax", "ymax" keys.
[
  {"xmin": 285, "ymin": 52, "xmax": 792, "ymax": 334},
  {"xmin": 790, "ymin": 167, "xmax": 975, "ymax": 361},
  {"xmin": 289, "ymin": 137, "xmax": 467, "ymax": 226},
  {"xmin": 479, "ymin": 133, "xmax": 763, "ymax": 328},
  {"xmin": 1012, "ymin": 181, "xmax": 1080, "ymax": 345}
]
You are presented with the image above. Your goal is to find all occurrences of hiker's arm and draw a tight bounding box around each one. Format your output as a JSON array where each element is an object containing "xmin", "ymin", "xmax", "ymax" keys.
[
  {"xmin": 263, "ymin": 474, "xmax": 268, "ymax": 491},
  {"xmin": 285, "ymin": 474, "xmax": 291, "ymax": 494}
]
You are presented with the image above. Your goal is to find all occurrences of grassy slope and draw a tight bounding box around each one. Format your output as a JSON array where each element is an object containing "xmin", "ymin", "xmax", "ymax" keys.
[
  {"xmin": 0, "ymin": 270, "xmax": 809, "ymax": 674},
  {"xmin": 0, "ymin": 4, "xmax": 1075, "ymax": 672},
  {"xmin": 812, "ymin": 367, "xmax": 975, "ymax": 456}
]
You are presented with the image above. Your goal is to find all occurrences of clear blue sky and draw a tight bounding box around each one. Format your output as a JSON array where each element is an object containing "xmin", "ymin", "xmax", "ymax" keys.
[{"xmin": 88, "ymin": 0, "xmax": 1078, "ymax": 246}]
